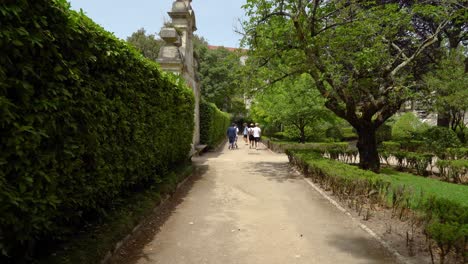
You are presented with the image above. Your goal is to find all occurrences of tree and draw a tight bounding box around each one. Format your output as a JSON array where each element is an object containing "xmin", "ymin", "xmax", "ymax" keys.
[
  {"xmin": 126, "ymin": 28, "xmax": 163, "ymax": 61},
  {"xmin": 423, "ymin": 47, "xmax": 468, "ymax": 142},
  {"xmin": 197, "ymin": 45, "xmax": 246, "ymax": 116},
  {"xmin": 251, "ymin": 74, "xmax": 335, "ymax": 143},
  {"xmin": 242, "ymin": 0, "xmax": 457, "ymax": 172}
]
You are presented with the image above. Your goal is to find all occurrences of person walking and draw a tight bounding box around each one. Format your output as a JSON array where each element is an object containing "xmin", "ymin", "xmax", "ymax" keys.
[
  {"xmin": 242, "ymin": 123, "xmax": 249, "ymax": 145},
  {"xmin": 252, "ymin": 123, "xmax": 262, "ymax": 150},
  {"xmin": 234, "ymin": 124, "xmax": 239, "ymax": 149},
  {"xmin": 248, "ymin": 123, "xmax": 255, "ymax": 149},
  {"xmin": 227, "ymin": 123, "xmax": 237, "ymax": 150}
]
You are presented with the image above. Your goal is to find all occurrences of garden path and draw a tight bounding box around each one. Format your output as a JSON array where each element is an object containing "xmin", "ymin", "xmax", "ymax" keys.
[{"xmin": 113, "ymin": 141, "xmax": 399, "ymax": 264}]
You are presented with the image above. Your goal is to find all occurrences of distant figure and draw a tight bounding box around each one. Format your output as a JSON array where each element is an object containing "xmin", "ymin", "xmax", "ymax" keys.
[
  {"xmin": 242, "ymin": 123, "xmax": 249, "ymax": 145},
  {"xmin": 234, "ymin": 124, "xmax": 239, "ymax": 148},
  {"xmin": 252, "ymin": 123, "xmax": 262, "ymax": 150},
  {"xmin": 248, "ymin": 123, "xmax": 255, "ymax": 149},
  {"xmin": 227, "ymin": 123, "xmax": 237, "ymax": 150}
]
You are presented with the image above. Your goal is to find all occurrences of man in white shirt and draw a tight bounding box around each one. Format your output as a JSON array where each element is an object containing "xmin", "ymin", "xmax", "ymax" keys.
[{"xmin": 252, "ymin": 123, "xmax": 262, "ymax": 150}]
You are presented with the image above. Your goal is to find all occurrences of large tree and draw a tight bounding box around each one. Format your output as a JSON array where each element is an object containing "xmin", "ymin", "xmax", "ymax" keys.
[
  {"xmin": 251, "ymin": 74, "xmax": 334, "ymax": 142},
  {"xmin": 242, "ymin": 0, "xmax": 458, "ymax": 172},
  {"xmin": 197, "ymin": 44, "xmax": 247, "ymax": 116}
]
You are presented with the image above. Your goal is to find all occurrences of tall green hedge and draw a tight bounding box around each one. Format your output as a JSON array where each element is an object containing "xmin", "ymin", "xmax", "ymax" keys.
[
  {"xmin": 0, "ymin": 0, "xmax": 194, "ymax": 258},
  {"xmin": 199, "ymin": 100, "xmax": 231, "ymax": 148}
]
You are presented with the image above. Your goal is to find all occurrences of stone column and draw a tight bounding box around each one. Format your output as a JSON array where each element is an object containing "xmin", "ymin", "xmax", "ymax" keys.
[{"xmin": 157, "ymin": 0, "xmax": 200, "ymax": 154}]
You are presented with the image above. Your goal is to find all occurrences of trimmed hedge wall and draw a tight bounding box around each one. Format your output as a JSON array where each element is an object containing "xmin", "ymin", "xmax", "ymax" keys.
[
  {"xmin": 0, "ymin": 0, "xmax": 194, "ymax": 259},
  {"xmin": 199, "ymin": 100, "xmax": 231, "ymax": 148}
]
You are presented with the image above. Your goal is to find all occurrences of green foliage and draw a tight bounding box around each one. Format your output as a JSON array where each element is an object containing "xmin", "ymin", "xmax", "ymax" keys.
[
  {"xmin": 446, "ymin": 148, "xmax": 468, "ymax": 160},
  {"xmin": 0, "ymin": 0, "xmax": 194, "ymax": 259},
  {"xmin": 423, "ymin": 126, "xmax": 461, "ymax": 157},
  {"xmin": 376, "ymin": 124, "xmax": 392, "ymax": 143},
  {"xmin": 341, "ymin": 126, "xmax": 358, "ymax": 140},
  {"xmin": 423, "ymin": 47, "xmax": 468, "ymax": 143},
  {"xmin": 287, "ymin": 149, "xmax": 468, "ymax": 262},
  {"xmin": 325, "ymin": 126, "xmax": 344, "ymax": 141},
  {"xmin": 199, "ymin": 100, "xmax": 231, "ymax": 149},
  {"xmin": 250, "ymin": 74, "xmax": 336, "ymax": 143},
  {"xmin": 436, "ymin": 159, "xmax": 468, "ymax": 184},
  {"xmin": 242, "ymin": 0, "xmax": 459, "ymax": 171},
  {"xmin": 39, "ymin": 165, "xmax": 192, "ymax": 264},
  {"xmin": 391, "ymin": 112, "xmax": 429, "ymax": 142},
  {"xmin": 126, "ymin": 28, "xmax": 163, "ymax": 61},
  {"xmin": 425, "ymin": 197, "xmax": 468, "ymax": 263},
  {"xmin": 197, "ymin": 44, "xmax": 246, "ymax": 117}
]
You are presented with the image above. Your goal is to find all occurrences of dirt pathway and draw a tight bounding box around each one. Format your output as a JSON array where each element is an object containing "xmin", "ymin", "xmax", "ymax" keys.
[{"xmin": 113, "ymin": 142, "xmax": 399, "ymax": 264}]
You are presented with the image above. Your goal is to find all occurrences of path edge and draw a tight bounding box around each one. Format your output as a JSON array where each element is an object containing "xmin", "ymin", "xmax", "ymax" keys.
[
  {"xmin": 295, "ymin": 168, "xmax": 414, "ymax": 264},
  {"xmin": 100, "ymin": 168, "xmax": 194, "ymax": 264}
]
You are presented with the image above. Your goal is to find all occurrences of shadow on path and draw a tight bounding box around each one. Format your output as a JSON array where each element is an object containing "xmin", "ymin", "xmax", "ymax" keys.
[
  {"xmin": 248, "ymin": 162, "xmax": 300, "ymax": 183},
  {"xmin": 326, "ymin": 234, "xmax": 395, "ymax": 263}
]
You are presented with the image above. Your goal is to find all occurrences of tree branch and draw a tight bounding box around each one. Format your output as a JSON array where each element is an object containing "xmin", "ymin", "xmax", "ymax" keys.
[{"xmin": 391, "ymin": 19, "xmax": 450, "ymax": 77}]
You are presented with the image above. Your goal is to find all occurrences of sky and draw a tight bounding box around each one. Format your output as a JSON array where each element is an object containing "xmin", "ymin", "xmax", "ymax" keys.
[{"xmin": 68, "ymin": 0, "xmax": 247, "ymax": 48}]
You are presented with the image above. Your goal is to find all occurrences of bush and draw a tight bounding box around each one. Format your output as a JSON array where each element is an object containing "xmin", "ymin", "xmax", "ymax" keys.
[
  {"xmin": 199, "ymin": 100, "xmax": 231, "ymax": 148},
  {"xmin": 0, "ymin": 0, "xmax": 194, "ymax": 259},
  {"xmin": 325, "ymin": 126, "xmax": 343, "ymax": 141},
  {"xmin": 286, "ymin": 149, "xmax": 468, "ymax": 263},
  {"xmin": 436, "ymin": 159, "xmax": 468, "ymax": 183},
  {"xmin": 446, "ymin": 148, "xmax": 468, "ymax": 160},
  {"xmin": 391, "ymin": 112, "xmax": 429, "ymax": 142},
  {"xmin": 423, "ymin": 127, "xmax": 461, "ymax": 158},
  {"xmin": 376, "ymin": 124, "xmax": 392, "ymax": 143},
  {"xmin": 341, "ymin": 126, "xmax": 358, "ymax": 140}
]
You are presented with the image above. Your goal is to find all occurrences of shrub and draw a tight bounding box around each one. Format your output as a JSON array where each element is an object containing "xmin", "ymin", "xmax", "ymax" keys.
[
  {"xmin": 379, "ymin": 141, "xmax": 401, "ymax": 152},
  {"xmin": 446, "ymin": 148, "xmax": 468, "ymax": 160},
  {"xmin": 376, "ymin": 124, "xmax": 392, "ymax": 143},
  {"xmin": 325, "ymin": 126, "xmax": 343, "ymax": 141},
  {"xmin": 436, "ymin": 159, "xmax": 468, "ymax": 183},
  {"xmin": 341, "ymin": 126, "xmax": 358, "ymax": 140},
  {"xmin": 423, "ymin": 127, "xmax": 461, "ymax": 158},
  {"xmin": 286, "ymin": 150, "xmax": 468, "ymax": 263},
  {"xmin": 391, "ymin": 112, "xmax": 429, "ymax": 142},
  {"xmin": 199, "ymin": 100, "xmax": 231, "ymax": 148},
  {"xmin": 0, "ymin": 0, "xmax": 194, "ymax": 259}
]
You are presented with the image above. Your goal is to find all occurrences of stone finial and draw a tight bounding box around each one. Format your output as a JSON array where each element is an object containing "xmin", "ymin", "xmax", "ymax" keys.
[
  {"xmin": 172, "ymin": 0, "xmax": 188, "ymax": 12},
  {"xmin": 159, "ymin": 27, "xmax": 181, "ymax": 47}
]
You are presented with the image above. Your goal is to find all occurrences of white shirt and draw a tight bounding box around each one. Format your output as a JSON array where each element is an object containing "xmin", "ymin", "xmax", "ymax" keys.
[{"xmin": 252, "ymin": 127, "xmax": 261, "ymax": 137}]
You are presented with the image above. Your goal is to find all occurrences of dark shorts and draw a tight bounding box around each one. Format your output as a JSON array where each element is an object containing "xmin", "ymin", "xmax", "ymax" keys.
[
  {"xmin": 254, "ymin": 137, "xmax": 260, "ymax": 142},
  {"xmin": 249, "ymin": 135, "xmax": 254, "ymax": 141},
  {"xmin": 229, "ymin": 136, "xmax": 236, "ymax": 144},
  {"xmin": 243, "ymin": 135, "xmax": 248, "ymax": 138}
]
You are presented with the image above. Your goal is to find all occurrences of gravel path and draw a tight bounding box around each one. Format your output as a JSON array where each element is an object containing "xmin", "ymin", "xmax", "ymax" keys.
[{"xmin": 113, "ymin": 141, "xmax": 399, "ymax": 264}]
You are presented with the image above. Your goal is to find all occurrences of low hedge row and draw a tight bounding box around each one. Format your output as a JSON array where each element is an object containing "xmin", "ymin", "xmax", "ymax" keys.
[
  {"xmin": 0, "ymin": 0, "xmax": 194, "ymax": 259},
  {"xmin": 199, "ymin": 100, "xmax": 230, "ymax": 149},
  {"xmin": 437, "ymin": 159, "xmax": 468, "ymax": 184},
  {"xmin": 287, "ymin": 150, "xmax": 468, "ymax": 263},
  {"xmin": 263, "ymin": 138, "xmax": 350, "ymax": 153}
]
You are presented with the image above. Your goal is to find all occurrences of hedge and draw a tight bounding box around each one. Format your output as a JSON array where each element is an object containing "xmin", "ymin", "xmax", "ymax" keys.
[
  {"xmin": 287, "ymin": 150, "xmax": 467, "ymax": 263},
  {"xmin": 199, "ymin": 100, "xmax": 230, "ymax": 149},
  {"xmin": 0, "ymin": 0, "xmax": 194, "ymax": 259}
]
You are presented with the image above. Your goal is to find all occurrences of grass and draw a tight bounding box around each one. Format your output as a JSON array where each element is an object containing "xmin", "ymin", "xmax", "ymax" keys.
[
  {"xmin": 291, "ymin": 149, "xmax": 468, "ymax": 209},
  {"xmin": 381, "ymin": 168, "xmax": 468, "ymax": 207},
  {"xmin": 269, "ymin": 138, "xmax": 467, "ymax": 208},
  {"xmin": 38, "ymin": 164, "xmax": 193, "ymax": 264}
]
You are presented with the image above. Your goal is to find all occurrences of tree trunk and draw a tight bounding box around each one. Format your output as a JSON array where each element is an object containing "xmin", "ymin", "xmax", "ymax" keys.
[
  {"xmin": 299, "ymin": 127, "xmax": 306, "ymax": 143},
  {"xmin": 437, "ymin": 111, "xmax": 450, "ymax": 127},
  {"xmin": 356, "ymin": 126, "xmax": 380, "ymax": 173}
]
